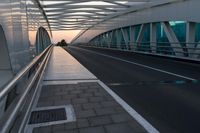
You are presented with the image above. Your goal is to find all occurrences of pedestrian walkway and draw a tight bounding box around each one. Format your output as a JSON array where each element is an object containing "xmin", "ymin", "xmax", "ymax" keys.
[
  {"xmin": 44, "ymin": 47, "xmax": 97, "ymax": 81},
  {"xmin": 25, "ymin": 46, "xmax": 149, "ymax": 133}
]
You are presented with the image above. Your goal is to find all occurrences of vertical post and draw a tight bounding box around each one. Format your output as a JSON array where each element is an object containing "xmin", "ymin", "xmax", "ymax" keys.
[
  {"xmin": 121, "ymin": 28, "xmax": 129, "ymax": 50},
  {"xmin": 150, "ymin": 23, "xmax": 157, "ymax": 53},
  {"xmin": 130, "ymin": 26, "xmax": 135, "ymax": 50},
  {"xmin": 100, "ymin": 34, "xmax": 103, "ymax": 47},
  {"xmin": 116, "ymin": 29, "xmax": 122, "ymax": 49},
  {"xmin": 186, "ymin": 22, "xmax": 195, "ymax": 57},
  {"xmin": 109, "ymin": 30, "xmax": 113, "ymax": 48}
]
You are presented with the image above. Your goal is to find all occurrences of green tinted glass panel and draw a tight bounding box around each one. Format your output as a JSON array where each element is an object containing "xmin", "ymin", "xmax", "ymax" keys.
[
  {"xmin": 137, "ymin": 24, "xmax": 150, "ymax": 52},
  {"xmin": 156, "ymin": 23, "xmax": 174, "ymax": 55},
  {"xmin": 170, "ymin": 21, "xmax": 186, "ymax": 43},
  {"xmin": 135, "ymin": 25, "xmax": 141, "ymax": 41},
  {"xmin": 111, "ymin": 30, "xmax": 117, "ymax": 48},
  {"xmin": 123, "ymin": 27, "xmax": 130, "ymax": 41},
  {"xmin": 195, "ymin": 23, "xmax": 200, "ymax": 48}
]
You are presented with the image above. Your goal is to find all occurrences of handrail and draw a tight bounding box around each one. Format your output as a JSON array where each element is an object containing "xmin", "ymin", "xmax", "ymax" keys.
[
  {"xmin": 0, "ymin": 44, "xmax": 53, "ymax": 133},
  {"xmin": 91, "ymin": 41, "xmax": 200, "ymax": 44},
  {"xmin": 89, "ymin": 42, "xmax": 200, "ymax": 49},
  {"xmin": 81, "ymin": 43, "xmax": 200, "ymax": 62},
  {"xmin": 0, "ymin": 44, "xmax": 52, "ymax": 101},
  {"xmin": 86, "ymin": 42, "xmax": 200, "ymax": 57},
  {"xmin": 18, "ymin": 45, "xmax": 53, "ymax": 133}
]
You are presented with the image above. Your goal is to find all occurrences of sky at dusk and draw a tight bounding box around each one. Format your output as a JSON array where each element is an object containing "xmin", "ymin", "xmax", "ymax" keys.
[
  {"xmin": 29, "ymin": 30, "xmax": 81, "ymax": 45},
  {"xmin": 51, "ymin": 30, "xmax": 81, "ymax": 44}
]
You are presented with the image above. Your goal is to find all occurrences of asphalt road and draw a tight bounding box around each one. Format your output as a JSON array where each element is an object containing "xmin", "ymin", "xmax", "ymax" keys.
[{"xmin": 65, "ymin": 46, "xmax": 200, "ymax": 133}]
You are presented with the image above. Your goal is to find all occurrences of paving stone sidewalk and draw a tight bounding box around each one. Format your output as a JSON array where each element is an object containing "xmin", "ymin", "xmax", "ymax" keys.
[{"xmin": 32, "ymin": 82, "xmax": 147, "ymax": 133}]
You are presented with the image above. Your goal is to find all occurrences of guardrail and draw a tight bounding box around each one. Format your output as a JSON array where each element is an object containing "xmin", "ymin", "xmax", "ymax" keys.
[
  {"xmin": 85, "ymin": 42, "xmax": 200, "ymax": 61},
  {"xmin": 0, "ymin": 44, "xmax": 53, "ymax": 133}
]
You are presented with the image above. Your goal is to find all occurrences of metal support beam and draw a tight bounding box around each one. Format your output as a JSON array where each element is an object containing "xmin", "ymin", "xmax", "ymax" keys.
[
  {"xmin": 109, "ymin": 30, "xmax": 113, "ymax": 48},
  {"xmin": 100, "ymin": 34, "xmax": 103, "ymax": 47},
  {"xmin": 161, "ymin": 22, "xmax": 183, "ymax": 56},
  {"xmin": 150, "ymin": 23, "xmax": 157, "ymax": 53},
  {"xmin": 72, "ymin": 0, "xmax": 173, "ymax": 43},
  {"xmin": 186, "ymin": 22, "xmax": 196, "ymax": 57},
  {"xmin": 129, "ymin": 26, "xmax": 135, "ymax": 50},
  {"xmin": 33, "ymin": 0, "xmax": 52, "ymax": 37},
  {"xmin": 136, "ymin": 24, "xmax": 146, "ymax": 48},
  {"xmin": 121, "ymin": 28, "xmax": 129, "ymax": 50},
  {"xmin": 116, "ymin": 29, "xmax": 122, "ymax": 49}
]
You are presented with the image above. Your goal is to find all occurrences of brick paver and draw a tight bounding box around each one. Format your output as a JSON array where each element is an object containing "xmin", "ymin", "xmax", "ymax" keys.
[{"xmin": 32, "ymin": 82, "xmax": 147, "ymax": 133}]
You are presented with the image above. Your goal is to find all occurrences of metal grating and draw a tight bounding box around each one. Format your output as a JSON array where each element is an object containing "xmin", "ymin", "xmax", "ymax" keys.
[{"xmin": 29, "ymin": 108, "xmax": 67, "ymax": 124}]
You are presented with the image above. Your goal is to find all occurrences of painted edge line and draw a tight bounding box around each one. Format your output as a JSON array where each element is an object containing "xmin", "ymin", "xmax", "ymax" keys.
[
  {"xmin": 81, "ymin": 45, "xmax": 200, "ymax": 64},
  {"xmin": 43, "ymin": 79, "xmax": 99, "ymax": 85},
  {"xmin": 72, "ymin": 46, "xmax": 196, "ymax": 81},
  {"xmin": 98, "ymin": 80, "xmax": 159, "ymax": 133},
  {"xmin": 43, "ymin": 78, "xmax": 98, "ymax": 81}
]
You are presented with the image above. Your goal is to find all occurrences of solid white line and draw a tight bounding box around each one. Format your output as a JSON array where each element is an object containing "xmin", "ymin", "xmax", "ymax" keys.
[
  {"xmin": 43, "ymin": 79, "xmax": 99, "ymax": 85},
  {"xmin": 98, "ymin": 80, "xmax": 160, "ymax": 133},
  {"xmin": 71, "ymin": 46, "xmax": 196, "ymax": 81}
]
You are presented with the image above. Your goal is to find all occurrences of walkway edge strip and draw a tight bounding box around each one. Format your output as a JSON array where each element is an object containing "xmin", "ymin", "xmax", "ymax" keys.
[
  {"xmin": 72, "ymin": 46, "xmax": 196, "ymax": 81},
  {"xmin": 98, "ymin": 80, "xmax": 159, "ymax": 133}
]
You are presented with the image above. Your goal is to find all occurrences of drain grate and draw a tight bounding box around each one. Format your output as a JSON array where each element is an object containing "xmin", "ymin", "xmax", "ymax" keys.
[{"xmin": 29, "ymin": 108, "xmax": 67, "ymax": 124}]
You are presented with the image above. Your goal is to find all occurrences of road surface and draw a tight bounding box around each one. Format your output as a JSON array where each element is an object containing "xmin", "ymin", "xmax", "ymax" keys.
[{"xmin": 65, "ymin": 46, "xmax": 200, "ymax": 133}]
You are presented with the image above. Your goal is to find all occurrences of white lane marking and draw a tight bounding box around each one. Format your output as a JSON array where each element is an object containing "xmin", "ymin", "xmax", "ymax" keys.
[
  {"xmin": 98, "ymin": 80, "xmax": 159, "ymax": 133},
  {"xmin": 43, "ymin": 79, "xmax": 99, "ymax": 85},
  {"xmin": 71, "ymin": 46, "xmax": 196, "ymax": 81}
]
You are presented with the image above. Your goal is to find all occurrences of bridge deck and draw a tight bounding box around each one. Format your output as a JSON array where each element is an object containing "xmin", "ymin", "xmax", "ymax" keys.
[{"xmin": 25, "ymin": 46, "xmax": 149, "ymax": 133}]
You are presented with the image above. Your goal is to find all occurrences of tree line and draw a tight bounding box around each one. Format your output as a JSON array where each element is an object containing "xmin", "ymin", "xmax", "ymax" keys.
[{"xmin": 56, "ymin": 39, "xmax": 68, "ymax": 47}]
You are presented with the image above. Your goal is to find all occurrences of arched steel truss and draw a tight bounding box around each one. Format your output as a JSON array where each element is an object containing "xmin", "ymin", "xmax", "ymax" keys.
[
  {"xmin": 33, "ymin": 0, "xmax": 180, "ymax": 31},
  {"xmin": 89, "ymin": 21, "xmax": 200, "ymax": 59}
]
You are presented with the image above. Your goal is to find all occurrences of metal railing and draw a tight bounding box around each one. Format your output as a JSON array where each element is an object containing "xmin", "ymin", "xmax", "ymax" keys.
[
  {"xmin": 86, "ymin": 41, "xmax": 200, "ymax": 61},
  {"xmin": 0, "ymin": 44, "xmax": 53, "ymax": 133}
]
